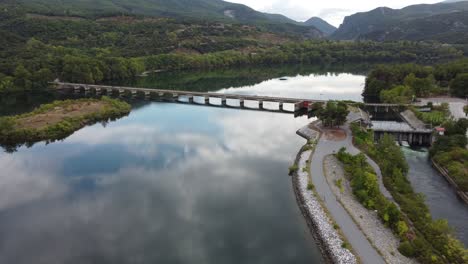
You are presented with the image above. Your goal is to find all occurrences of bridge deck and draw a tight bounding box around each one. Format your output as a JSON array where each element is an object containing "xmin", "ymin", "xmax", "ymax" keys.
[{"xmin": 54, "ymin": 82, "xmax": 324, "ymax": 104}]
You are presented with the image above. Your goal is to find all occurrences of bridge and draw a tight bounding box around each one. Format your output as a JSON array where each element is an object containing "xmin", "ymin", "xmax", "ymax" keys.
[
  {"xmin": 51, "ymin": 82, "xmax": 404, "ymax": 113},
  {"xmin": 52, "ymin": 82, "xmax": 434, "ymax": 145},
  {"xmin": 52, "ymin": 82, "xmax": 333, "ymax": 113}
]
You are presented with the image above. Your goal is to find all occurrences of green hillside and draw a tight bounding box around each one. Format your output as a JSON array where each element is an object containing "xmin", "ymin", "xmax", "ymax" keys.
[{"xmin": 16, "ymin": 0, "xmax": 298, "ymax": 25}]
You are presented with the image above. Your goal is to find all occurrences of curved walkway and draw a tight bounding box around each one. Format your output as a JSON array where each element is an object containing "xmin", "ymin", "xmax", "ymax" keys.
[{"xmin": 310, "ymin": 123, "xmax": 386, "ymax": 264}]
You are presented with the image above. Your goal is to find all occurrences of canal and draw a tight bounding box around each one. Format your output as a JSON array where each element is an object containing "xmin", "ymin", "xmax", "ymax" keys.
[{"xmin": 403, "ymin": 147, "xmax": 468, "ymax": 245}]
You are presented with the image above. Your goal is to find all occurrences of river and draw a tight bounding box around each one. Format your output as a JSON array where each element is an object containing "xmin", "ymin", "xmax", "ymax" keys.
[
  {"xmin": 0, "ymin": 69, "xmax": 366, "ymax": 264},
  {"xmin": 0, "ymin": 67, "xmax": 465, "ymax": 263}
]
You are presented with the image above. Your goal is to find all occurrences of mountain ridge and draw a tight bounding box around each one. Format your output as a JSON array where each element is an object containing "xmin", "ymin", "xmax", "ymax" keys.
[
  {"xmin": 332, "ymin": 1, "xmax": 468, "ymax": 43},
  {"xmin": 303, "ymin": 17, "xmax": 336, "ymax": 35}
]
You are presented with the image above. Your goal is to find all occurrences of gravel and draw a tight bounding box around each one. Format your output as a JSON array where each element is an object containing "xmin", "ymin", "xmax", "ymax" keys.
[{"xmin": 324, "ymin": 155, "xmax": 417, "ymax": 264}]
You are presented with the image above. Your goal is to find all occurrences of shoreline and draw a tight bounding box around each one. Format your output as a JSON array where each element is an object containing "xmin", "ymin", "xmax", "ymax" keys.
[
  {"xmin": 292, "ymin": 123, "xmax": 357, "ymax": 264},
  {"xmin": 431, "ymin": 159, "xmax": 468, "ymax": 205}
]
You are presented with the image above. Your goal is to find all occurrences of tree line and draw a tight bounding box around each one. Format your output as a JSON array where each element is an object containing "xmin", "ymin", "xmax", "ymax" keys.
[
  {"xmin": 364, "ymin": 59, "xmax": 468, "ymax": 103},
  {"xmin": 2, "ymin": 38, "xmax": 465, "ymax": 93}
]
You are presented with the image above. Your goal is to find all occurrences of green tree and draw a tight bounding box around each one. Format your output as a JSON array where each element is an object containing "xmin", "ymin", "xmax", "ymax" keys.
[
  {"xmin": 404, "ymin": 73, "xmax": 435, "ymax": 97},
  {"xmin": 450, "ymin": 73, "xmax": 468, "ymax": 97},
  {"xmin": 317, "ymin": 101, "xmax": 349, "ymax": 127},
  {"xmin": 13, "ymin": 64, "xmax": 32, "ymax": 90},
  {"xmin": 380, "ymin": 85, "xmax": 414, "ymax": 104}
]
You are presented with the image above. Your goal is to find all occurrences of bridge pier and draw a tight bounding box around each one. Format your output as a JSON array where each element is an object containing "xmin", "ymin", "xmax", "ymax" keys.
[
  {"xmin": 204, "ymin": 96, "xmax": 210, "ymax": 105},
  {"xmin": 187, "ymin": 95, "xmax": 194, "ymax": 103},
  {"xmin": 294, "ymin": 102, "xmax": 303, "ymax": 112},
  {"xmin": 279, "ymin": 102, "xmax": 284, "ymax": 111},
  {"xmin": 259, "ymin": 101, "xmax": 264, "ymax": 110},
  {"xmin": 239, "ymin": 99, "xmax": 245, "ymax": 108},
  {"xmin": 221, "ymin": 97, "xmax": 227, "ymax": 106},
  {"xmin": 84, "ymin": 86, "xmax": 90, "ymax": 92},
  {"xmin": 144, "ymin": 91, "xmax": 151, "ymax": 100},
  {"xmin": 131, "ymin": 90, "xmax": 137, "ymax": 98}
]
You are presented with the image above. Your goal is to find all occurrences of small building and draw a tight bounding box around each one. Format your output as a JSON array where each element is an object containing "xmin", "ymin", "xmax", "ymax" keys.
[{"xmin": 435, "ymin": 127, "xmax": 445, "ymax": 136}]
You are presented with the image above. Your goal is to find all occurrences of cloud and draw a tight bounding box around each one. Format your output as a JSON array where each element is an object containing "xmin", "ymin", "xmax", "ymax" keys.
[{"xmin": 228, "ymin": 0, "xmax": 442, "ymax": 26}]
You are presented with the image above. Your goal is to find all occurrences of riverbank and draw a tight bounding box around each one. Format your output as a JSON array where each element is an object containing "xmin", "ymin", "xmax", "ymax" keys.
[
  {"xmin": 0, "ymin": 96, "xmax": 130, "ymax": 151},
  {"xmin": 292, "ymin": 124, "xmax": 357, "ymax": 264},
  {"xmin": 431, "ymin": 159, "xmax": 468, "ymax": 205},
  {"xmin": 351, "ymin": 125, "xmax": 468, "ymax": 263}
]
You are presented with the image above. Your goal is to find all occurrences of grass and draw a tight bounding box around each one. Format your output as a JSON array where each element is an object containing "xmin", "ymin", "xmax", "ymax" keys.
[{"xmin": 0, "ymin": 96, "xmax": 130, "ymax": 151}]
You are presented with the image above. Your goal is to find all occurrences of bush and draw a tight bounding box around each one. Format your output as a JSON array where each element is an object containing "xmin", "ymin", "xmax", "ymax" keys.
[
  {"xmin": 288, "ymin": 164, "xmax": 299, "ymax": 174},
  {"xmin": 398, "ymin": 241, "xmax": 416, "ymax": 257}
]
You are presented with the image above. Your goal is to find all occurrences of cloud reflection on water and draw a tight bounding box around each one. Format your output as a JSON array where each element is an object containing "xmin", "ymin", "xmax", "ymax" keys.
[
  {"xmin": 217, "ymin": 73, "xmax": 365, "ymax": 102},
  {"xmin": 0, "ymin": 104, "xmax": 322, "ymax": 264}
]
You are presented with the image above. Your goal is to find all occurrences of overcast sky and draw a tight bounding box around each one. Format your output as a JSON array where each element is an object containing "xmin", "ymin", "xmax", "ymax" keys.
[{"xmin": 228, "ymin": 0, "xmax": 442, "ymax": 26}]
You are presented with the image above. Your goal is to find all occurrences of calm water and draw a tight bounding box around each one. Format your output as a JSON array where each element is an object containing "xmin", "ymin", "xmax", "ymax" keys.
[
  {"xmin": 0, "ymin": 68, "xmax": 465, "ymax": 263},
  {"xmin": 402, "ymin": 147, "xmax": 468, "ymax": 245},
  {"xmin": 0, "ymin": 70, "xmax": 367, "ymax": 264}
]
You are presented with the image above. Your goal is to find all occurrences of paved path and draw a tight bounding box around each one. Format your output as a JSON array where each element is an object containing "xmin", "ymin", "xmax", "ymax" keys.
[
  {"xmin": 311, "ymin": 123, "xmax": 386, "ymax": 264},
  {"xmin": 417, "ymin": 97, "xmax": 467, "ymax": 120}
]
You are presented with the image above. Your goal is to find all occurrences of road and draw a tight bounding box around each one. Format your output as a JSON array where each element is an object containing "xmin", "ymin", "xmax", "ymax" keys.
[
  {"xmin": 417, "ymin": 97, "xmax": 467, "ymax": 120},
  {"xmin": 311, "ymin": 123, "xmax": 386, "ymax": 264}
]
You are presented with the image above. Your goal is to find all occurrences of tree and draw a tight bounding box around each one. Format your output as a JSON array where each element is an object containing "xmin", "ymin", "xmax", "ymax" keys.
[
  {"xmin": 317, "ymin": 101, "xmax": 349, "ymax": 127},
  {"xmin": 404, "ymin": 73, "xmax": 435, "ymax": 97},
  {"xmin": 13, "ymin": 64, "xmax": 32, "ymax": 90},
  {"xmin": 380, "ymin": 85, "xmax": 414, "ymax": 104},
  {"xmin": 450, "ymin": 73, "xmax": 468, "ymax": 98},
  {"xmin": 0, "ymin": 76, "xmax": 14, "ymax": 92}
]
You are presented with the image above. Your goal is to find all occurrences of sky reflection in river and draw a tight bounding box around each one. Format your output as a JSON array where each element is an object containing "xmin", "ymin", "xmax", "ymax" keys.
[
  {"xmin": 217, "ymin": 73, "xmax": 365, "ymax": 102},
  {"xmin": 0, "ymin": 103, "xmax": 323, "ymax": 264}
]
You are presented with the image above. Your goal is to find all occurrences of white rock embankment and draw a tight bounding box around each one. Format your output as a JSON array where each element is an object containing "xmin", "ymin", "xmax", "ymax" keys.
[{"xmin": 293, "ymin": 124, "xmax": 357, "ymax": 264}]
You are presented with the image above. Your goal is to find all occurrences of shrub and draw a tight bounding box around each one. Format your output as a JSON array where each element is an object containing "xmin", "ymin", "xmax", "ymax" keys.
[
  {"xmin": 398, "ymin": 241, "xmax": 416, "ymax": 257},
  {"xmin": 288, "ymin": 164, "xmax": 298, "ymax": 174}
]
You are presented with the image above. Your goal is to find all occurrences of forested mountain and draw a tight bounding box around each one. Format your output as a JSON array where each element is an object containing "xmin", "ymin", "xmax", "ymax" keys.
[
  {"xmin": 303, "ymin": 17, "xmax": 336, "ymax": 36},
  {"xmin": 359, "ymin": 11, "xmax": 468, "ymax": 44},
  {"xmin": 0, "ymin": 0, "xmax": 464, "ymax": 93},
  {"xmin": 332, "ymin": 1, "xmax": 468, "ymax": 43},
  {"xmin": 15, "ymin": 0, "xmax": 299, "ymax": 26}
]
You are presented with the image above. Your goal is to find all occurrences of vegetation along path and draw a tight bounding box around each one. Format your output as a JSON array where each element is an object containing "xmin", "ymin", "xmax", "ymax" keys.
[{"xmin": 310, "ymin": 122, "xmax": 385, "ymax": 264}]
